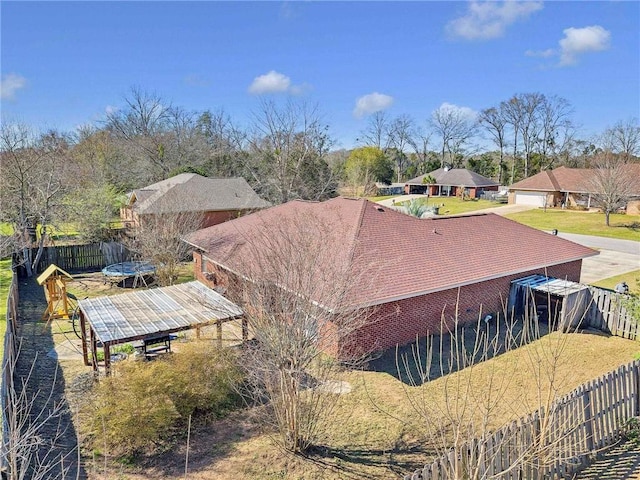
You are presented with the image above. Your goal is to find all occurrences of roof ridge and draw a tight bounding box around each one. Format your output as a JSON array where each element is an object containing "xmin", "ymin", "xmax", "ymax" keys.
[
  {"xmin": 546, "ymin": 169, "xmax": 561, "ymax": 191},
  {"xmin": 343, "ymin": 198, "xmax": 369, "ymax": 270}
]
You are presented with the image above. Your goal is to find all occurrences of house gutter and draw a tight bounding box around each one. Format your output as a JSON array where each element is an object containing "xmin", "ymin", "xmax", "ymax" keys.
[
  {"xmin": 184, "ymin": 241, "xmax": 598, "ymax": 314},
  {"xmin": 351, "ymin": 253, "xmax": 599, "ymax": 310}
]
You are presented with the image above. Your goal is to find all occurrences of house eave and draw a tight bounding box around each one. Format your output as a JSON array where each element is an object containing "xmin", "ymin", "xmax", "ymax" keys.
[{"xmin": 352, "ymin": 254, "xmax": 598, "ymax": 310}]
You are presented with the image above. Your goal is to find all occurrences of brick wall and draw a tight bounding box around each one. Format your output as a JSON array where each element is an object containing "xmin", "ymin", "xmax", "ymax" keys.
[
  {"xmin": 195, "ymin": 252, "xmax": 582, "ymax": 359},
  {"xmin": 341, "ymin": 260, "xmax": 582, "ymax": 356}
]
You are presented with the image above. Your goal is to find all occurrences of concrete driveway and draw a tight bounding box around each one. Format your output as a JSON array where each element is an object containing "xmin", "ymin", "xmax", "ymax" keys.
[{"xmin": 558, "ymin": 232, "xmax": 640, "ymax": 284}]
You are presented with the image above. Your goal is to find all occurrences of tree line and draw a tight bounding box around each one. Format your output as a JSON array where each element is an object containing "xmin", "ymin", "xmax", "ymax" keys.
[{"xmin": 1, "ymin": 86, "xmax": 638, "ymax": 268}]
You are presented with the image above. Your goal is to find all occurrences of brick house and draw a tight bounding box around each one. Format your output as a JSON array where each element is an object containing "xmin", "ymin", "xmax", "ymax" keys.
[
  {"xmin": 508, "ymin": 165, "xmax": 640, "ymax": 213},
  {"xmin": 120, "ymin": 173, "xmax": 270, "ymax": 229},
  {"xmin": 404, "ymin": 168, "xmax": 500, "ymax": 198},
  {"xmin": 184, "ymin": 197, "xmax": 596, "ymax": 357}
]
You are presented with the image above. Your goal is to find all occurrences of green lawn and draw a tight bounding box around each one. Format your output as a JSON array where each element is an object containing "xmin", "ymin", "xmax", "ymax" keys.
[
  {"xmin": 0, "ymin": 259, "xmax": 13, "ymax": 358},
  {"xmin": 592, "ymin": 270, "xmax": 640, "ymax": 294},
  {"xmin": 0, "ymin": 223, "xmax": 13, "ymax": 236},
  {"xmin": 505, "ymin": 209, "xmax": 640, "ymax": 241},
  {"xmin": 394, "ymin": 196, "xmax": 497, "ymax": 215}
]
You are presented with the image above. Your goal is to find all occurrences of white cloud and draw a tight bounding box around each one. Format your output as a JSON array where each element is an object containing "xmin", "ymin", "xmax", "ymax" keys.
[
  {"xmin": 248, "ymin": 70, "xmax": 291, "ymax": 95},
  {"xmin": 105, "ymin": 105, "xmax": 118, "ymax": 115},
  {"xmin": 435, "ymin": 102, "xmax": 478, "ymax": 121},
  {"xmin": 353, "ymin": 92, "xmax": 394, "ymax": 118},
  {"xmin": 446, "ymin": 1, "xmax": 543, "ymax": 40},
  {"xmin": 0, "ymin": 73, "xmax": 27, "ymax": 100},
  {"xmin": 559, "ymin": 25, "xmax": 611, "ymax": 66}
]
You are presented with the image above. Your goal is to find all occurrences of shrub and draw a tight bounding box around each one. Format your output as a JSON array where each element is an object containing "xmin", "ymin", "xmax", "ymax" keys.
[
  {"xmin": 83, "ymin": 341, "xmax": 243, "ymax": 457},
  {"xmin": 159, "ymin": 341, "xmax": 243, "ymax": 419}
]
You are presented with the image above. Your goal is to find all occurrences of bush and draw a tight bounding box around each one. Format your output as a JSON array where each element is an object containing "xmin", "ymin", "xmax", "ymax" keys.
[{"xmin": 83, "ymin": 341, "xmax": 243, "ymax": 457}]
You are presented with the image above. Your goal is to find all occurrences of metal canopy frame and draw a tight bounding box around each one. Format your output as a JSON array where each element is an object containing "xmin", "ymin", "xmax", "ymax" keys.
[
  {"xmin": 509, "ymin": 274, "xmax": 591, "ymax": 330},
  {"xmin": 78, "ymin": 281, "xmax": 246, "ymax": 375},
  {"xmin": 512, "ymin": 274, "xmax": 589, "ymax": 297}
]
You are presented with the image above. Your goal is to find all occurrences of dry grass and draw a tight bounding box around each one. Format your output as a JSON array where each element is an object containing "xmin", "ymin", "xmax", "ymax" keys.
[
  {"xmin": 77, "ymin": 330, "xmax": 640, "ymax": 480},
  {"xmin": 40, "ymin": 263, "xmax": 640, "ymax": 479}
]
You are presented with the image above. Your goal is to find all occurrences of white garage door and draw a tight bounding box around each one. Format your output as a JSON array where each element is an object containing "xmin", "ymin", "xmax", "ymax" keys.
[{"xmin": 514, "ymin": 191, "xmax": 546, "ymax": 207}]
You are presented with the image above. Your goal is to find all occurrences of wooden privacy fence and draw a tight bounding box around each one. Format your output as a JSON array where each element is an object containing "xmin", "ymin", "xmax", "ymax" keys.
[
  {"xmin": 583, "ymin": 286, "xmax": 637, "ymax": 341},
  {"xmin": 405, "ymin": 360, "xmax": 640, "ymax": 480},
  {"xmin": 15, "ymin": 242, "xmax": 130, "ymax": 276},
  {"xmin": 1, "ymin": 269, "xmax": 19, "ymax": 475}
]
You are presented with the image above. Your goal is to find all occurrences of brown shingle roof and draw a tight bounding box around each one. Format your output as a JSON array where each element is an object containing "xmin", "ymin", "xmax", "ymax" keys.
[
  {"xmin": 407, "ymin": 168, "xmax": 499, "ymax": 187},
  {"xmin": 510, "ymin": 166, "xmax": 594, "ymax": 193},
  {"xmin": 185, "ymin": 197, "xmax": 596, "ymax": 309},
  {"xmin": 131, "ymin": 173, "xmax": 270, "ymax": 215}
]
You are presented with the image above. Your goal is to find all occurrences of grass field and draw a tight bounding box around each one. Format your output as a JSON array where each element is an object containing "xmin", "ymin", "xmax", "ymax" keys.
[
  {"xmin": 505, "ymin": 209, "xmax": 640, "ymax": 241},
  {"xmin": 592, "ymin": 270, "xmax": 640, "ymax": 294},
  {"xmin": 0, "ymin": 259, "xmax": 13, "ymax": 358},
  {"xmin": 393, "ymin": 196, "xmax": 497, "ymax": 215}
]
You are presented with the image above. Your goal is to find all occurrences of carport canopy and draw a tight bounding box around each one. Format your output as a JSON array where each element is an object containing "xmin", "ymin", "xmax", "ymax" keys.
[
  {"xmin": 78, "ymin": 280, "xmax": 244, "ymax": 374},
  {"xmin": 508, "ymin": 274, "xmax": 591, "ymax": 330}
]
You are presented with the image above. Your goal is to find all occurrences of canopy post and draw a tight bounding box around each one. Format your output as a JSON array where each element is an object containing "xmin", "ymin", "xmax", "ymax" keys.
[
  {"xmin": 80, "ymin": 311, "xmax": 89, "ymax": 366},
  {"xmin": 90, "ymin": 328, "xmax": 98, "ymax": 372},
  {"xmin": 104, "ymin": 343, "xmax": 111, "ymax": 376},
  {"xmin": 217, "ymin": 319, "xmax": 222, "ymax": 347}
]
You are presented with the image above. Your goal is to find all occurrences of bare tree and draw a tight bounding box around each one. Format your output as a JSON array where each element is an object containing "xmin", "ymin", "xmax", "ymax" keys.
[
  {"xmin": 588, "ymin": 152, "xmax": 640, "ymax": 226},
  {"xmin": 501, "ymin": 96, "xmax": 523, "ymax": 184},
  {"xmin": 358, "ymin": 111, "xmax": 391, "ymax": 151},
  {"xmin": 228, "ymin": 211, "xmax": 377, "ymax": 453},
  {"xmin": 123, "ymin": 210, "xmax": 203, "ymax": 286},
  {"xmin": 105, "ymin": 87, "xmax": 203, "ymax": 183},
  {"xmin": 0, "ymin": 124, "xmax": 69, "ymax": 276},
  {"xmin": 479, "ymin": 107, "xmax": 508, "ymax": 184},
  {"xmin": 247, "ymin": 99, "xmax": 336, "ymax": 204},
  {"xmin": 430, "ymin": 105, "xmax": 478, "ymax": 168},
  {"xmin": 195, "ymin": 109, "xmax": 248, "ymax": 178},
  {"xmin": 536, "ymin": 95, "xmax": 574, "ymax": 171},
  {"xmin": 518, "ymin": 93, "xmax": 544, "ymax": 178},
  {"xmin": 604, "ymin": 118, "xmax": 640, "ymax": 162},
  {"xmin": 387, "ymin": 114, "xmax": 417, "ymax": 182}
]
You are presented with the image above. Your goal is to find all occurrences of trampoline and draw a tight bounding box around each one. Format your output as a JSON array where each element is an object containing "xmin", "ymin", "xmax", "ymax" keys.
[{"xmin": 102, "ymin": 261, "xmax": 156, "ymax": 288}]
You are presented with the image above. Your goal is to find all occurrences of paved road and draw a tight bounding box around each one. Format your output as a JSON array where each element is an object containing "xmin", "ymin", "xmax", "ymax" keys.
[
  {"xmin": 555, "ymin": 232, "xmax": 640, "ymax": 255},
  {"xmin": 551, "ymin": 233, "xmax": 640, "ymax": 284}
]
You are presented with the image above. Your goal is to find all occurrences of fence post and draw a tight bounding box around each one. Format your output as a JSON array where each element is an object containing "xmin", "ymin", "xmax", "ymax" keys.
[
  {"xmin": 634, "ymin": 361, "xmax": 640, "ymax": 417},
  {"xmin": 581, "ymin": 385, "xmax": 594, "ymax": 454}
]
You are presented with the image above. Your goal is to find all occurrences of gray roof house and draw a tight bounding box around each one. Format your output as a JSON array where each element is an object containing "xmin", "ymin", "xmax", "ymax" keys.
[
  {"xmin": 120, "ymin": 173, "xmax": 270, "ymax": 228},
  {"xmin": 405, "ymin": 168, "xmax": 499, "ymax": 198}
]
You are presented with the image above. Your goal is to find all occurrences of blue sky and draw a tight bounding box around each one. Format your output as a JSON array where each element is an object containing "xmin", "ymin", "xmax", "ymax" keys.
[{"xmin": 1, "ymin": 1, "xmax": 638, "ymax": 149}]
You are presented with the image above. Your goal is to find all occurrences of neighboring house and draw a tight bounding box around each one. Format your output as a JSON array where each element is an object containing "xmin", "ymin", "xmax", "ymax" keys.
[
  {"xmin": 507, "ymin": 165, "xmax": 640, "ymax": 213},
  {"xmin": 375, "ymin": 182, "xmax": 405, "ymax": 196},
  {"xmin": 404, "ymin": 168, "xmax": 499, "ymax": 198},
  {"xmin": 185, "ymin": 197, "xmax": 596, "ymax": 357},
  {"xmin": 120, "ymin": 173, "xmax": 270, "ymax": 228}
]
